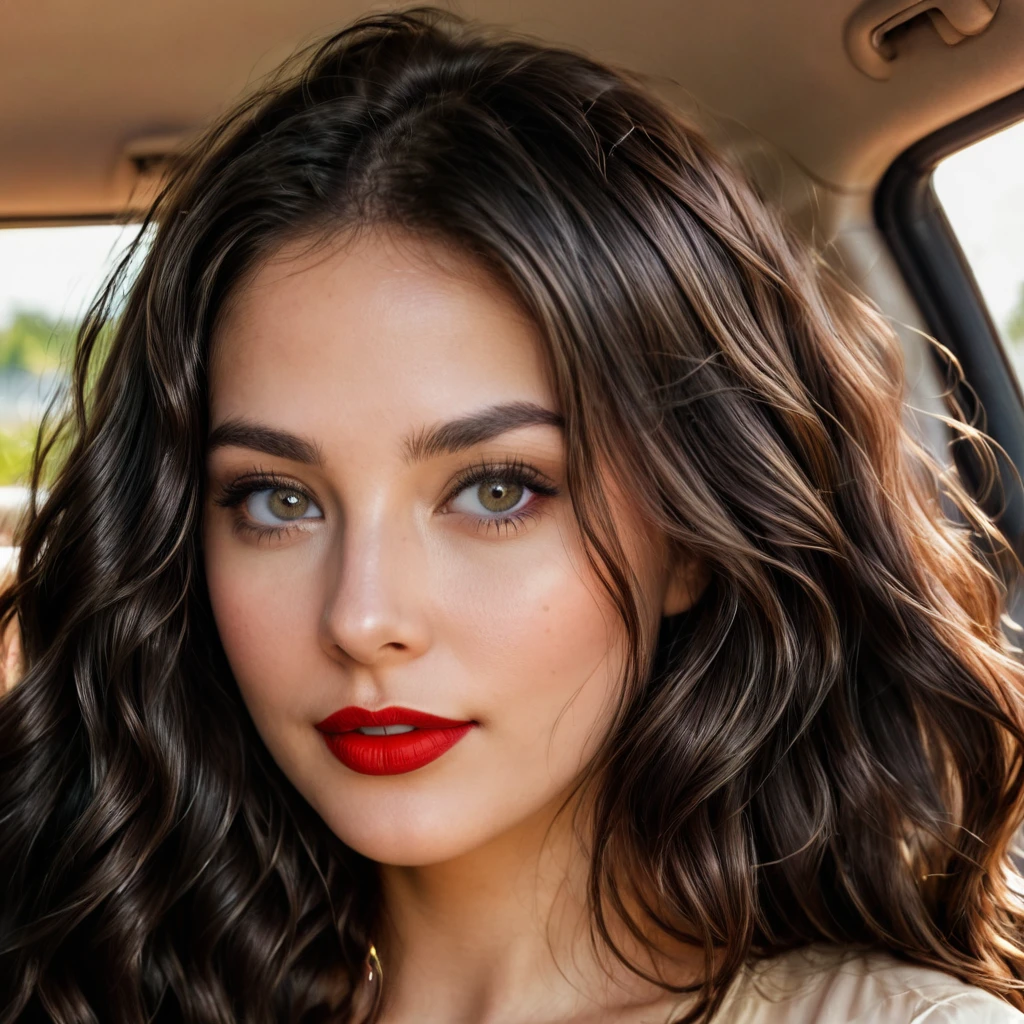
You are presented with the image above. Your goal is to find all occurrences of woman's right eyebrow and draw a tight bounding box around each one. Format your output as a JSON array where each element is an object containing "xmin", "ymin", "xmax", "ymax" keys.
[
  {"xmin": 206, "ymin": 401, "xmax": 564, "ymax": 467},
  {"xmin": 207, "ymin": 419, "xmax": 325, "ymax": 466}
]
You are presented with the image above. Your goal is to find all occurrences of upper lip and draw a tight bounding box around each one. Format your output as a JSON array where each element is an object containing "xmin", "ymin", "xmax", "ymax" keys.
[{"xmin": 315, "ymin": 705, "xmax": 474, "ymax": 733}]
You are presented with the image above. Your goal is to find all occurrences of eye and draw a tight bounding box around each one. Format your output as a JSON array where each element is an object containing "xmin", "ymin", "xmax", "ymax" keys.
[
  {"xmin": 442, "ymin": 458, "xmax": 560, "ymax": 536},
  {"xmin": 245, "ymin": 486, "xmax": 323, "ymax": 526},
  {"xmin": 213, "ymin": 471, "xmax": 325, "ymax": 541},
  {"xmin": 449, "ymin": 477, "xmax": 532, "ymax": 518}
]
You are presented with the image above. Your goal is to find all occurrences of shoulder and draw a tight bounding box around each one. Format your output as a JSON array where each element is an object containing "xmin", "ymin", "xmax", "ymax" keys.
[{"xmin": 716, "ymin": 945, "xmax": 1024, "ymax": 1024}]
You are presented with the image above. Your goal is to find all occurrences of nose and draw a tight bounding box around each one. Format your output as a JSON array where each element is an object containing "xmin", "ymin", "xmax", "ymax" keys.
[{"xmin": 319, "ymin": 509, "xmax": 432, "ymax": 667}]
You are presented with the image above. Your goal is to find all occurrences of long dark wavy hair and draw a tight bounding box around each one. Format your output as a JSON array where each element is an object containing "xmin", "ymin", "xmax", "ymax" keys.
[{"xmin": 3, "ymin": 6, "xmax": 1024, "ymax": 1021}]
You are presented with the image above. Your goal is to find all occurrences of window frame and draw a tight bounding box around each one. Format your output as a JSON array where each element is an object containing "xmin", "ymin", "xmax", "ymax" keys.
[{"xmin": 875, "ymin": 87, "xmax": 1024, "ymax": 557}]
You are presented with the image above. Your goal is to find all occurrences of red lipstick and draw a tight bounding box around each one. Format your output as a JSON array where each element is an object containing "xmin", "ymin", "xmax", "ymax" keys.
[{"xmin": 314, "ymin": 706, "xmax": 475, "ymax": 776}]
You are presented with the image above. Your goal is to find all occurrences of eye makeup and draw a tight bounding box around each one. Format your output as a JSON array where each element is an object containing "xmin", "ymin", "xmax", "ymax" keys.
[{"xmin": 211, "ymin": 455, "xmax": 561, "ymax": 541}]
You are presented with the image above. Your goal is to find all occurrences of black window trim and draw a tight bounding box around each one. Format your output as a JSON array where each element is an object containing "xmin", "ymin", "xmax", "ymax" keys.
[
  {"xmin": 0, "ymin": 214, "xmax": 137, "ymax": 228},
  {"xmin": 875, "ymin": 86, "xmax": 1024, "ymax": 559}
]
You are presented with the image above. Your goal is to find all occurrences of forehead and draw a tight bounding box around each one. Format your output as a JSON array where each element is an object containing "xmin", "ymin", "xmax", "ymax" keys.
[{"xmin": 208, "ymin": 229, "xmax": 555, "ymax": 444}]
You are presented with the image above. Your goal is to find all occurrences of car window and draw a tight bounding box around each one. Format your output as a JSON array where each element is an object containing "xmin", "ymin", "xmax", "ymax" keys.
[
  {"xmin": 932, "ymin": 119, "xmax": 1024, "ymax": 386},
  {"xmin": 0, "ymin": 224, "xmax": 145, "ymax": 565}
]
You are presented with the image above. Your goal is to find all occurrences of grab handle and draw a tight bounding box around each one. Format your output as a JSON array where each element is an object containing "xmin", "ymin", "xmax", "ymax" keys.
[{"xmin": 844, "ymin": 0, "xmax": 1000, "ymax": 79}]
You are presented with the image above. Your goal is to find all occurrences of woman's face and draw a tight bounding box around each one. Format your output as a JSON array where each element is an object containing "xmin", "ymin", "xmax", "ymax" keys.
[{"xmin": 203, "ymin": 228, "xmax": 697, "ymax": 866}]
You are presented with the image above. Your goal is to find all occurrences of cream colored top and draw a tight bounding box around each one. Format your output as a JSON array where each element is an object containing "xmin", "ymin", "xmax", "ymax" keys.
[{"xmin": 709, "ymin": 946, "xmax": 1024, "ymax": 1023}]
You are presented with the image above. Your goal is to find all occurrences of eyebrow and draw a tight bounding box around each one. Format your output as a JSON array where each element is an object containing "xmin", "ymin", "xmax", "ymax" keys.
[{"xmin": 206, "ymin": 401, "xmax": 564, "ymax": 467}]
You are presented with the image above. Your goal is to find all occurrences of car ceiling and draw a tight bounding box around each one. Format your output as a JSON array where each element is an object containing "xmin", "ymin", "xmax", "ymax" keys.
[{"xmin": 1, "ymin": 0, "xmax": 1023, "ymax": 221}]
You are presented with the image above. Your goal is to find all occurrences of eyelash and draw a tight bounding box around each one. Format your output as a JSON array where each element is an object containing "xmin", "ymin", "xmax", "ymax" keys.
[
  {"xmin": 442, "ymin": 456, "xmax": 560, "ymax": 537},
  {"xmin": 213, "ymin": 457, "xmax": 560, "ymax": 542}
]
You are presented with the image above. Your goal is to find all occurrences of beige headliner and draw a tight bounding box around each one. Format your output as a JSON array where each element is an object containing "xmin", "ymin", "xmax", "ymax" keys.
[{"xmin": 2, "ymin": 0, "xmax": 1023, "ymax": 222}]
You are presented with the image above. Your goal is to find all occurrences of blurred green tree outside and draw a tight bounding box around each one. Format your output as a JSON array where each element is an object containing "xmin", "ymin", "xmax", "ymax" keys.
[
  {"xmin": 0, "ymin": 421, "xmax": 46, "ymax": 487},
  {"xmin": 0, "ymin": 310, "xmax": 77, "ymax": 486},
  {"xmin": 0, "ymin": 310, "xmax": 76, "ymax": 373},
  {"xmin": 1008, "ymin": 282, "xmax": 1024, "ymax": 345}
]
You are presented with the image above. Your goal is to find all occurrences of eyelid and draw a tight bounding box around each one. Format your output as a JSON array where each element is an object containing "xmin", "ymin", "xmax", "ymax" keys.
[
  {"xmin": 214, "ymin": 468, "xmax": 318, "ymax": 504},
  {"xmin": 439, "ymin": 457, "xmax": 560, "ymax": 540},
  {"xmin": 439, "ymin": 455, "xmax": 560, "ymax": 509}
]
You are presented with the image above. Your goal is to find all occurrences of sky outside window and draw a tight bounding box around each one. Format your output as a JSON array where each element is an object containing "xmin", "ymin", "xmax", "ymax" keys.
[{"xmin": 932, "ymin": 119, "xmax": 1024, "ymax": 383}]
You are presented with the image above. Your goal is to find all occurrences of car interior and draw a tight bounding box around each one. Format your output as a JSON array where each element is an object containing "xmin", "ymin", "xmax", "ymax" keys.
[{"xmin": 0, "ymin": 0, "xmax": 1022, "ymax": 625}]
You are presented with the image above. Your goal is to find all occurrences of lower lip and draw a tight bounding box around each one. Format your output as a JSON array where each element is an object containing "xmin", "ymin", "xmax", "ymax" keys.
[{"xmin": 320, "ymin": 725, "xmax": 475, "ymax": 775}]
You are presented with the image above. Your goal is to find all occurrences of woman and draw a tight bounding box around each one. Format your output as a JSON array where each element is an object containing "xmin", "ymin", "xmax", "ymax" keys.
[{"xmin": 2, "ymin": 6, "xmax": 1024, "ymax": 1022}]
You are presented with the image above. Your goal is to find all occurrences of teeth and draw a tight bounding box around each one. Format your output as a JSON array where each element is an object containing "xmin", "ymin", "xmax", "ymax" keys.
[{"xmin": 358, "ymin": 724, "xmax": 417, "ymax": 736}]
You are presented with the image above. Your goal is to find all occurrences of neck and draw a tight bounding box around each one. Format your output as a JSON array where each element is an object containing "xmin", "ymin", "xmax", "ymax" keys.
[{"xmin": 370, "ymin": 789, "xmax": 702, "ymax": 1024}]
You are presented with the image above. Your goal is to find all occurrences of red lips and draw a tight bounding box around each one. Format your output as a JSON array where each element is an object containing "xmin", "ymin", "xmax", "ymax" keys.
[{"xmin": 314, "ymin": 706, "xmax": 475, "ymax": 775}]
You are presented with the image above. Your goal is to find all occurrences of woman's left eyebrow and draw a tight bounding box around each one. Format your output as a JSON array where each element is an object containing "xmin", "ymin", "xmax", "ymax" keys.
[
  {"xmin": 402, "ymin": 401, "xmax": 564, "ymax": 465},
  {"xmin": 206, "ymin": 401, "xmax": 564, "ymax": 467}
]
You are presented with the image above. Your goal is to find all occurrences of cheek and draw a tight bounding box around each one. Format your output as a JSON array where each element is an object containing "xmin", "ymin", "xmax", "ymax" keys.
[
  {"xmin": 202, "ymin": 521, "xmax": 325, "ymax": 727},
  {"xmin": 433, "ymin": 529, "xmax": 627, "ymax": 797}
]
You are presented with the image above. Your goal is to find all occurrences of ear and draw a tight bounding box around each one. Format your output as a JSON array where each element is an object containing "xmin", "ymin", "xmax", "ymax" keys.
[{"xmin": 661, "ymin": 544, "xmax": 711, "ymax": 617}]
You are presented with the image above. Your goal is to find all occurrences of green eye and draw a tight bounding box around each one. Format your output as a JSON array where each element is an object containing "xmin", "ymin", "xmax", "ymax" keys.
[
  {"xmin": 450, "ymin": 476, "xmax": 530, "ymax": 519},
  {"xmin": 246, "ymin": 487, "xmax": 322, "ymax": 525},
  {"xmin": 445, "ymin": 459, "xmax": 560, "ymax": 532},
  {"xmin": 475, "ymin": 480, "xmax": 524, "ymax": 514}
]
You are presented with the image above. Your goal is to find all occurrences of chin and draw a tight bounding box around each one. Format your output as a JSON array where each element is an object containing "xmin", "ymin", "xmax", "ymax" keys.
[
  {"xmin": 311, "ymin": 790, "xmax": 516, "ymax": 867},
  {"xmin": 328, "ymin": 818, "xmax": 499, "ymax": 868}
]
